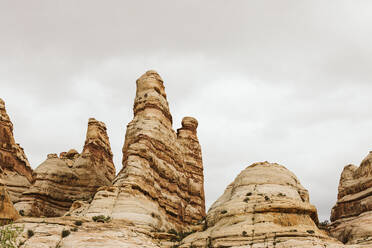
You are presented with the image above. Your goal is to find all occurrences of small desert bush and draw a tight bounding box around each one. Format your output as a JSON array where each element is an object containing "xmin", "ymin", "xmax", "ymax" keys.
[{"xmin": 0, "ymin": 224, "xmax": 24, "ymax": 248}]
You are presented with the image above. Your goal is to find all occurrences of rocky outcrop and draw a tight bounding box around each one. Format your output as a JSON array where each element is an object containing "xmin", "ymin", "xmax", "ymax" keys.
[
  {"xmin": 0, "ymin": 186, "xmax": 20, "ymax": 225},
  {"xmin": 180, "ymin": 162, "xmax": 346, "ymax": 248},
  {"xmin": 68, "ymin": 70, "xmax": 205, "ymax": 232},
  {"xmin": 330, "ymin": 151, "xmax": 372, "ymax": 245},
  {"xmin": 0, "ymin": 98, "xmax": 33, "ymax": 203},
  {"xmin": 15, "ymin": 118, "xmax": 115, "ymax": 217}
]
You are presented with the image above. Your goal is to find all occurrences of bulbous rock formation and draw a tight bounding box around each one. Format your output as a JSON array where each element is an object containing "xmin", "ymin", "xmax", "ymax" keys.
[
  {"xmin": 0, "ymin": 98, "xmax": 33, "ymax": 203},
  {"xmin": 330, "ymin": 151, "xmax": 372, "ymax": 245},
  {"xmin": 70, "ymin": 70, "xmax": 206, "ymax": 231},
  {"xmin": 15, "ymin": 118, "xmax": 115, "ymax": 217},
  {"xmin": 180, "ymin": 162, "xmax": 345, "ymax": 248}
]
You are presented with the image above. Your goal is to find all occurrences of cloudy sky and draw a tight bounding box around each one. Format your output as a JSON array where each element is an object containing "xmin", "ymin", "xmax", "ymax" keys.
[{"xmin": 1, "ymin": 1, "xmax": 372, "ymax": 221}]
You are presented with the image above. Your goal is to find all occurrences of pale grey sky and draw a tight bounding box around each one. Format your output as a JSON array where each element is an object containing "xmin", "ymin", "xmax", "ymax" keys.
[{"xmin": 1, "ymin": 0, "xmax": 372, "ymax": 221}]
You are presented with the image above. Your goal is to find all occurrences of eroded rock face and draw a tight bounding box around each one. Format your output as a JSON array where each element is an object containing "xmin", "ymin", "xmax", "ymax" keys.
[
  {"xmin": 180, "ymin": 162, "xmax": 345, "ymax": 248},
  {"xmin": 0, "ymin": 186, "xmax": 20, "ymax": 225},
  {"xmin": 0, "ymin": 98, "xmax": 33, "ymax": 203},
  {"xmin": 15, "ymin": 118, "xmax": 115, "ymax": 217},
  {"xmin": 330, "ymin": 151, "xmax": 372, "ymax": 245},
  {"xmin": 69, "ymin": 71, "xmax": 205, "ymax": 231}
]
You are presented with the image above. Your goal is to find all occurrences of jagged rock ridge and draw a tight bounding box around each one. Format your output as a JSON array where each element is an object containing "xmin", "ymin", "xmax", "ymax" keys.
[
  {"xmin": 15, "ymin": 118, "xmax": 116, "ymax": 217},
  {"xmin": 0, "ymin": 98, "xmax": 33, "ymax": 203},
  {"xmin": 330, "ymin": 151, "xmax": 372, "ymax": 245}
]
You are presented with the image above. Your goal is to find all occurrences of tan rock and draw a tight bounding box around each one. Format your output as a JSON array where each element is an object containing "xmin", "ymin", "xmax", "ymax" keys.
[
  {"xmin": 15, "ymin": 118, "xmax": 115, "ymax": 217},
  {"xmin": 0, "ymin": 186, "xmax": 20, "ymax": 225},
  {"xmin": 69, "ymin": 70, "xmax": 206, "ymax": 232},
  {"xmin": 0, "ymin": 98, "xmax": 33, "ymax": 204},
  {"xmin": 330, "ymin": 151, "xmax": 372, "ymax": 245},
  {"xmin": 179, "ymin": 162, "xmax": 347, "ymax": 248}
]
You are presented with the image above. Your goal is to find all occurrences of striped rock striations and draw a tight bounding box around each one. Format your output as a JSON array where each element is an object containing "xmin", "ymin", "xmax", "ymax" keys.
[
  {"xmin": 180, "ymin": 162, "xmax": 346, "ymax": 248},
  {"xmin": 69, "ymin": 70, "xmax": 205, "ymax": 232},
  {"xmin": 15, "ymin": 118, "xmax": 115, "ymax": 217},
  {"xmin": 0, "ymin": 98, "xmax": 33, "ymax": 203},
  {"xmin": 330, "ymin": 151, "xmax": 372, "ymax": 245}
]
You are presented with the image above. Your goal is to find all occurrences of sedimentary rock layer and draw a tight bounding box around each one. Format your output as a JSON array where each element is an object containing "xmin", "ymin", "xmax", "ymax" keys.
[
  {"xmin": 69, "ymin": 71, "xmax": 205, "ymax": 231},
  {"xmin": 0, "ymin": 98, "xmax": 33, "ymax": 203},
  {"xmin": 330, "ymin": 151, "xmax": 372, "ymax": 245},
  {"xmin": 15, "ymin": 118, "xmax": 115, "ymax": 217},
  {"xmin": 180, "ymin": 162, "xmax": 345, "ymax": 248}
]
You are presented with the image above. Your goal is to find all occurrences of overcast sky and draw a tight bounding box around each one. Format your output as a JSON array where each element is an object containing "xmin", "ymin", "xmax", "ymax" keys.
[{"xmin": 1, "ymin": 1, "xmax": 372, "ymax": 221}]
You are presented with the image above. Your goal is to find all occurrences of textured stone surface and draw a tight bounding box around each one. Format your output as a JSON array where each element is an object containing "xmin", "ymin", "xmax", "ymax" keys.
[
  {"xmin": 330, "ymin": 151, "xmax": 372, "ymax": 245},
  {"xmin": 0, "ymin": 186, "xmax": 20, "ymax": 225},
  {"xmin": 15, "ymin": 118, "xmax": 115, "ymax": 217},
  {"xmin": 69, "ymin": 70, "xmax": 205, "ymax": 232},
  {"xmin": 179, "ymin": 162, "xmax": 347, "ymax": 248},
  {"xmin": 12, "ymin": 217, "xmax": 163, "ymax": 248},
  {"xmin": 0, "ymin": 98, "xmax": 33, "ymax": 203}
]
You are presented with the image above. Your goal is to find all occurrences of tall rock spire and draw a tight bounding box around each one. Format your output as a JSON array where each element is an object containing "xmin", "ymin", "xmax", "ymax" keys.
[
  {"xmin": 15, "ymin": 118, "xmax": 115, "ymax": 217},
  {"xmin": 74, "ymin": 71, "xmax": 206, "ymax": 231},
  {"xmin": 0, "ymin": 98, "xmax": 33, "ymax": 203}
]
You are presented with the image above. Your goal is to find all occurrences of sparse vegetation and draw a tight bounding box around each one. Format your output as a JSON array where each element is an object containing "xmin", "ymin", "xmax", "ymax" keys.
[
  {"xmin": 246, "ymin": 192, "xmax": 252, "ymax": 196},
  {"xmin": 306, "ymin": 230, "xmax": 315, "ymax": 234},
  {"xmin": 71, "ymin": 227, "xmax": 78, "ymax": 232},
  {"xmin": 277, "ymin": 193, "xmax": 286, "ymax": 197},
  {"xmin": 92, "ymin": 215, "xmax": 111, "ymax": 223},
  {"xmin": 0, "ymin": 224, "xmax": 24, "ymax": 248},
  {"xmin": 264, "ymin": 196, "xmax": 270, "ymax": 201},
  {"xmin": 220, "ymin": 210, "xmax": 227, "ymax": 214},
  {"xmin": 27, "ymin": 229, "xmax": 34, "ymax": 238},
  {"xmin": 61, "ymin": 229, "xmax": 71, "ymax": 238},
  {"xmin": 244, "ymin": 197, "xmax": 250, "ymax": 203},
  {"xmin": 19, "ymin": 210, "xmax": 25, "ymax": 216},
  {"xmin": 242, "ymin": 231, "xmax": 248, "ymax": 237},
  {"xmin": 74, "ymin": 220, "xmax": 83, "ymax": 226}
]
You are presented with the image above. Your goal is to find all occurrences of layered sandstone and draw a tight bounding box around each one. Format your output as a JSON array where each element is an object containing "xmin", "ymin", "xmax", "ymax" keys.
[
  {"xmin": 15, "ymin": 118, "xmax": 115, "ymax": 217},
  {"xmin": 330, "ymin": 151, "xmax": 372, "ymax": 245},
  {"xmin": 0, "ymin": 186, "xmax": 20, "ymax": 225},
  {"xmin": 180, "ymin": 162, "xmax": 346, "ymax": 248},
  {"xmin": 0, "ymin": 98, "xmax": 33, "ymax": 204},
  {"xmin": 68, "ymin": 70, "xmax": 205, "ymax": 232}
]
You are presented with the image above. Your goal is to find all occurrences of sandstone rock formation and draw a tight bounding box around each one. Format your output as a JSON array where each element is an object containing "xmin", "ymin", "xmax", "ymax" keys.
[
  {"xmin": 330, "ymin": 151, "xmax": 372, "ymax": 245},
  {"xmin": 0, "ymin": 186, "xmax": 20, "ymax": 225},
  {"xmin": 68, "ymin": 70, "xmax": 205, "ymax": 232},
  {"xmin": 0, "ymin": 99, "xmax": 33, "ymax": 204},
  {"xmin": 180, "ymin": 162, "xmax": 346, "ymax": 248},
  {"xmin": 15, "ymin": 118, "xmax": 115, "ymax": 217}
]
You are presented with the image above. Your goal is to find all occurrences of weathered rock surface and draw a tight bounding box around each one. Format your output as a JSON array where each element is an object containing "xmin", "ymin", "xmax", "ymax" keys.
[
  {"xmin": 180, "ymin": 162, "xmax": 348, "ymax": 248},
  {"xmin": 12, "ymin": 217, "xmax": 163, "ymax": 248},
  {"xmin": 15, "ymin": 118, "xmax": 115, "ymax": 217},
  {"xmin": 69, "ymin": 70, "xmax": 205, "ymax": 232},
  {"xmin": 330, "ymin": 151, "xmax": 372, "ymax": 245},
  {"xmin": 0, "ymin": 99, "xmax": 33, "ymax": 203},
  {"xmin": 0, "ymin": 186, "xmax": 20, "ymax": 225}
]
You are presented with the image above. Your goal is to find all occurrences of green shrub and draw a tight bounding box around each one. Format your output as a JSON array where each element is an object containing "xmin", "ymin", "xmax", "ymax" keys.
[
  {"xmin": 92, "ymin": 215, "xmax": 111, "ymax": 223},
  {"xmin": 306, "ymin": 230, "xmax": 315, "ymax": 234},
  {"xmin": 74, "ymin": 220, "xmax": 83, "ymax": 226},
  {"xmin": 0, "ymin": 224, "xmax": 24, "ymax": 248},
  {"xmin": 246, "ymin": 192, "xmax": 252, "ymax": 196},
  {"xmin": 244, "ymin": 197, "xmax": 250, "ymax": 203},
  {"xmin": 61, "ymin": 229, "xmax": 71, "ymax": 238},
  {"xmin": 19, "ymin": 210, "xmax": 25, "ymax": 216},
  {"xmin": 220, "ymin": 210, "xmax": 227, "ymax": 214},
  {"xmin": 27, "ymin": 229, "xmax": 34, "ymax": 238},
  {"xmin": 242, "ymin": 231, "xmax": 248, "ymax": 237},
  {"xmin": 264, "ymin": 196, "xmax": 270, "ymax": 201},
  {"xmin": 71, "ymin": 227, "xmax": 78, "ymax": 232}
]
